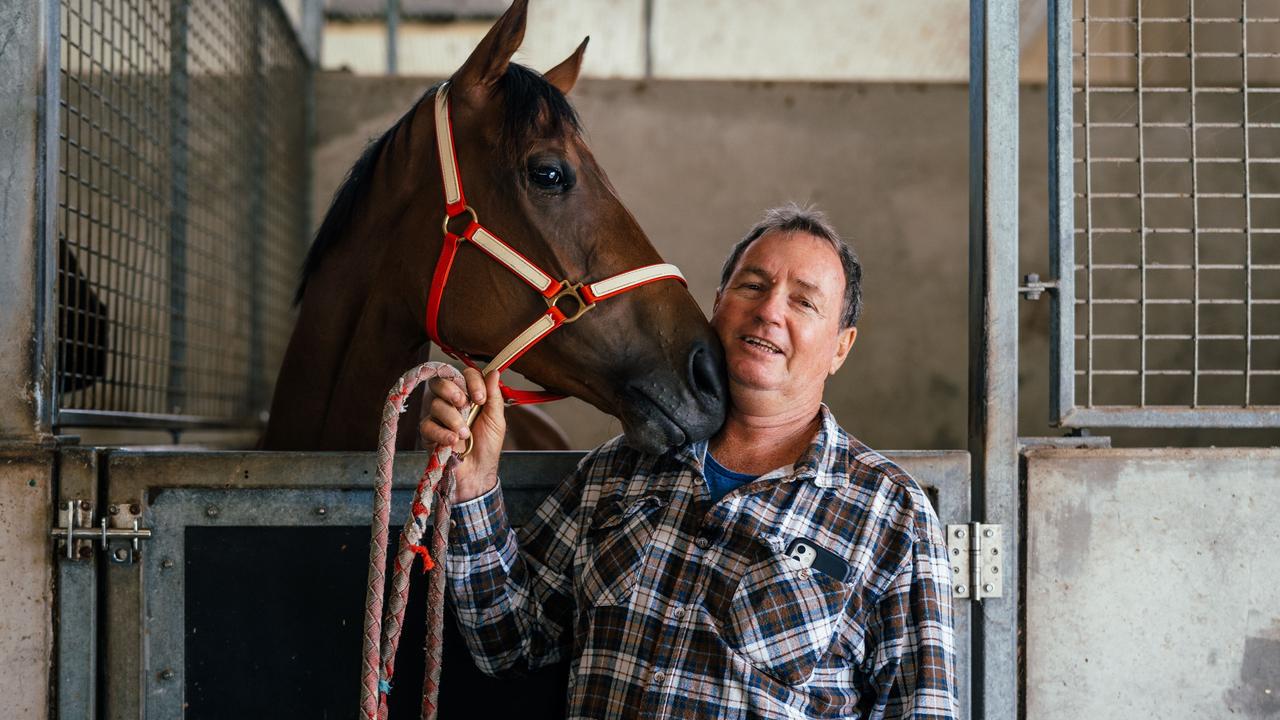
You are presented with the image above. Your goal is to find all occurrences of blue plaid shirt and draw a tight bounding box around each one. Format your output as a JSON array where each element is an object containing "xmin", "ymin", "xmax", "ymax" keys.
[{"xmin": 446, "ymin": 405, "xmax": 958, "ymax": 719}]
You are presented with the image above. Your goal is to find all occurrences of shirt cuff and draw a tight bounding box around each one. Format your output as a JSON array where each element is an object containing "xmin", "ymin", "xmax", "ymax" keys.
[{"xmin": 449, "ymin": 480, "xmax": 507, "ymax": 549}]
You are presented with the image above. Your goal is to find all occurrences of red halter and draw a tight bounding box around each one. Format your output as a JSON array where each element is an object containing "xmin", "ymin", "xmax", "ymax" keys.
[{"xmin": 424, "ymin": 83, "xmax": 687, "ymax": 407}]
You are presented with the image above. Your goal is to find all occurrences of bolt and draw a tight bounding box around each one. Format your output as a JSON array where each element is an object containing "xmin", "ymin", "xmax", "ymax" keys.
[
  {"xmin": 159, "ymin": 669, "xmax": 174, "ymax": 681},
  {"xmin": 205, "ymin": 505, "xmax": 220, "ymax": 519},
  {"xmin": 78, "ymin": 546, "xmax": 93, "ymax": 559},
  {"xmin": 954, "ymin": 528, "xmax": 966, "ymax": 539},
  {"xmin": 315, "ymin": 507, "xmax": 327, "ymax": 517},
  {"xmin": 129, "ymin": 503, "xmax": 141, "ymax": 515},
  {"xmin": 162, "ymin": 558, "xmax": 175, "ymax": 569},
  {"xmin": 108, "ymin": 505, "xmax": 120, "ymax": 515},
  {"xmin": 79, "ymin": 500, "xmax": 92, "ymax": 511},
  {"xmin": 113, "ymin": 548, "xmax": 130, "ymax": 562},
  {"xmin": 956, "ymin": 585, "xmax": 968, "ymax": 595},
  {"xmin": 984, "ymin": 583, "xmax": 994, "ymax": 593},
  {"xmin": 984, "ymin": 528, "xmax": 994, "ymax": 538}
]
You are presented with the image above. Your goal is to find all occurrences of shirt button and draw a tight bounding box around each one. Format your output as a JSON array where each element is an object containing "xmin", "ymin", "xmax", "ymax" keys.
[
  {"xmin": 695, "ymin": 537, "xmax": 709, "ymax": 550},
  {"xmin": 674, "ymin": 606, "xmax": 686, "ymax": 619},
  {"xmin": 652, "ymin": 670, "xmax": 666, "ymax": 685}
]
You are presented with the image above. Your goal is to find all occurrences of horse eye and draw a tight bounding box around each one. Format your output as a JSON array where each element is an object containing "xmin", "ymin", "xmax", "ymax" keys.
[{"xmin": 529, "ymin": 162, "xmax": 569, "ymax": 190}]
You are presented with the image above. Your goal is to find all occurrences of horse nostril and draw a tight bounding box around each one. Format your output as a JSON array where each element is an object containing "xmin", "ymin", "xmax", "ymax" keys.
[{"xmin": 687, "ymin": 341, "xmax": 725, "ymax": 404}]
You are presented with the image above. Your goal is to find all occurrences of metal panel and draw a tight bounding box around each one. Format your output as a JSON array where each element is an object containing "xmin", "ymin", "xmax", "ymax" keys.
[
  {"xmin": 53, "ymin": 0, "xmax": 310, "ymax": 430},
  {"xmin": 56, "ymin": 447, "xmax": 102, "ymax": 720},
  {"xmin": 1055, "ymin": 0, "xmax": 1280, "ymax": 426},
  {"xmin": 970, "ymin": 0, "xmax": 1020, "ymax": 717},
  {"xmin": 93, "ymin": 449, "xmax": 972, "ymax": 718},
  {"xmin": 1025, "ymin": 447, "xmax": 1280, "ymax": 719}
]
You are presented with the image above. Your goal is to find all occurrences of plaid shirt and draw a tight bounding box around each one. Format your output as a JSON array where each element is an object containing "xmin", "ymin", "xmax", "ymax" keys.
[{"xmin": 446, "ymin": 405, "xmax": 958, "ymax": 719}]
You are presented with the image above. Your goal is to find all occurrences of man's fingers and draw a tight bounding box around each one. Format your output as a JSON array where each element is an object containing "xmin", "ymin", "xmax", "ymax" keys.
[
  {"xmin": 481, "ymin": 370, "xmax": 505, "ymax": 427},
  {"xmin": 463, "ymin": 367, "xmax": 486, "ymax": 405},
  {"xmin": 428, "ymin": 396, "xmax": 469, "ymax": 437},
  {"xmin": 428, "ymin": 376, "xmax": 467, "ymax": 409}
]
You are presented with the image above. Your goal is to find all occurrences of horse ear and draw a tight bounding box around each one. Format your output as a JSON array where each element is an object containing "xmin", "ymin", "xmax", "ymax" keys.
[
  {"xmin": 544, "ymin": 37, "xmax": 589, "ymax": 95},
  {"xmin": 453, "ymin": 0, "xmax": 529, "ymax": 92}
]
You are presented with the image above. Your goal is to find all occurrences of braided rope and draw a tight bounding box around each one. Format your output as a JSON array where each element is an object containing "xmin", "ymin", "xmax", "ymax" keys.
[{"xmin": 361, "ymin": 362, "xmax": 467, "ymax": 720}]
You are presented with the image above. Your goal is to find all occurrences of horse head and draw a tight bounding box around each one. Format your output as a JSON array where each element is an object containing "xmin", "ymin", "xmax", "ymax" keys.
[{"xmin": 267, "ymin": 0, "xmax": 725, "ymax": 452}]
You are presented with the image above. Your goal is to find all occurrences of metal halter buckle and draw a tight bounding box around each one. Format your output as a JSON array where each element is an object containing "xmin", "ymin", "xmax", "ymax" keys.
[
  {"xmin": 546, "ymin": 282, "xmax": 596, "ymax": 324},
  {"xmin": 441, "ymin": 205, "xmax": 479, "ymax": 236}
]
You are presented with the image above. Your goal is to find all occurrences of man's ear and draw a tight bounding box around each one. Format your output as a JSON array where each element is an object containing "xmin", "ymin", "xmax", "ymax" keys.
[
  {"xmin": 829, "ymin": 326, "xmax": 857, "ymax": 375},
  {"xmin": 544, "ymin": 37, "xmax": 589, "ymax": 95},
  {"xmin": 452, "ymin": 0, "xmax": 528, "ymax": 94}
]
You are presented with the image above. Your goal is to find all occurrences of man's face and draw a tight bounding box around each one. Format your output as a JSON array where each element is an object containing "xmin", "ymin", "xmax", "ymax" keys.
[{"xmin": 711, "ymin": 230, "xmax": 857, "ymax": 410}]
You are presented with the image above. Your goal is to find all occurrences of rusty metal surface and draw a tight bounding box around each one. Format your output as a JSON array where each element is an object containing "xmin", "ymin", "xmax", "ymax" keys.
[{"xmin": 1025, "ymin": 447, "xmax": 1280, "ymax": 719}]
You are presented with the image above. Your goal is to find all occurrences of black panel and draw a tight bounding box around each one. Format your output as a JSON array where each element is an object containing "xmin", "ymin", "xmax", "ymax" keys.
[{"xmin": 184, "ymin": 526, "xmax": 567, "ymax": 719}]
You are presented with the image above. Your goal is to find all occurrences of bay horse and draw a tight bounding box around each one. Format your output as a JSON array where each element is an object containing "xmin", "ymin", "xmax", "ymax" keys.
[
  {"xmin": 259, "ymin": 2, "xmax": 726, "ymax": 717},
  {"xmin": 261, "ymin": 0, "xmax": 725, "ymax": 455}
]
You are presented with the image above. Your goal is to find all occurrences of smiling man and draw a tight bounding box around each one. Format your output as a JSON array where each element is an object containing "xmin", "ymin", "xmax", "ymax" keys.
[{"xmin": 425, "ymin": 204, "xmax": 958, "ymax": 719}]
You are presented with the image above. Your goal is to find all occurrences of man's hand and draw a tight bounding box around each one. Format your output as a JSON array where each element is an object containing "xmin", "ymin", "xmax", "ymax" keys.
[{"xmin": 419, "ymin": 367, "xmax": 506, "ymax": 503}]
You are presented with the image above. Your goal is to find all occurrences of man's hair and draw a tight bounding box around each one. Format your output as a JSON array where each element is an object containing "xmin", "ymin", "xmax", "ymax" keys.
[{"xmin": 718, "ymin": 203, "xmax": 863, "ymax": 328}]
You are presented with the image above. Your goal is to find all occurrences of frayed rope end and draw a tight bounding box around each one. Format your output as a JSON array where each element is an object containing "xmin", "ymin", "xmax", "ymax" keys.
[
  {"xmin": 379, "ymin": 679, "xmax": 392, "ymax": 695},
  {"xmin": 408, "ymin": 543, "xmax": 435, "ymax": 571}
]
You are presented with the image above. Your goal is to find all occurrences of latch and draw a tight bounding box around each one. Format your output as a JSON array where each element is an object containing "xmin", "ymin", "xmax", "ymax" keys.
[
  {"xmin": 946, "ymin": 522, "xmax": 1003, "ymax": 601},
  {"xmin": 1018, "ymin": 273, "xmax": 1059, "ymax": 301},
  {"xmin": 51, "ymin": 500, "xmax": 152, "ymax": 565}
]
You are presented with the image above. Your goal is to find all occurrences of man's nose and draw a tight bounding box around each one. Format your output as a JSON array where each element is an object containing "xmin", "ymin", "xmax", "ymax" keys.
[{"xmin": 753, "ymin": 289, "xmax": 787, "ymax": 324}]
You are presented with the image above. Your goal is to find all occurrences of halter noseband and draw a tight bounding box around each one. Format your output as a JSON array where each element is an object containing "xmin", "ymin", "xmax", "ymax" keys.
[{"xmin": 424, "ymin": 83, "xmax": 687, "ymax": 410}]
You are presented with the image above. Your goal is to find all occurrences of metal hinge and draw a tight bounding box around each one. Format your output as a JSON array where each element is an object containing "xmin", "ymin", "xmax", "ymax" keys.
[
  {"xmin": 51, "ymin": 499, "xmax": 152, "ymax": 565},
  {"xmin": 946, "ymin": 523, "xmax": 1003, "ymax": 601}
]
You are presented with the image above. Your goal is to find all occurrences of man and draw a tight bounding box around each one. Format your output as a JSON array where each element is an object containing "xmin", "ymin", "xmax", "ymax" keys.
[{"xmin": 422, "ymin": 204, "xmax": 958, "ymax": 719}]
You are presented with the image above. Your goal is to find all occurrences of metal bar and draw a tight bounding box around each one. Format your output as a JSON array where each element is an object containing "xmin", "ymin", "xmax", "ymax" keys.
[
  {"xmin": 167, "ymin": 0, "xmax": 190, "ymax": 417},
  {"xmin": 1049, "ymin": 0, "xmax": 1075, "ymax": 424},
  {"xmin": 1189, "ymin": 0, "xmax": 1201, "ymax": 408},
  {"xmin": 56, "ymin": 448, "xmax": 101, "ymax": 720},
  {"xmin": 1084, "ymin": 0, "xmax": 1096, "ymax": 408},
  {"xmin": 1061, "ymin": 406, "xmax": 1280, "ymax": 427},
  {"xmin": 56, "ymin": 409, "xmax": 261, "ymax": 431},
  {"xmin": 1241, "ymin": 5, "xmax": 1254, "ymax": 406},
  {"xmin": 969, "ymin": 0, "xmax": 1020, "ymax": 718},
  {"xmin": 1137, "ymin": 0, "xmax": 1148, "ymax": 408},
  {"xmin": 386, "ymin": 0, "xmax": 399, "ymax": 74},
  {"xmin": 248, "ymin": 3, "xmax": 267, "ymax": 418}
]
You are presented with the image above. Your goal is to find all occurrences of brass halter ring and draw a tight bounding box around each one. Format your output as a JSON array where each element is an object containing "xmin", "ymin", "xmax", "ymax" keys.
[
  {"xmin": 441, "ymin": 205, "xmax": 479, "ymax": 236},
  {"xmin": 546, "ymin": 282, "xmax": 596, "ymax": 324}
]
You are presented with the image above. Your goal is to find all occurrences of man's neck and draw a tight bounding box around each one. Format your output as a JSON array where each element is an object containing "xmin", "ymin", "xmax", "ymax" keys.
[{"xmin": 708, "ymin": 401, "xmax": 823, "ymax": 476}]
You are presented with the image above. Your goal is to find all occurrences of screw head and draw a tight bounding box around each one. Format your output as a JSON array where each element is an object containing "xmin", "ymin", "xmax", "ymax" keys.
[
  {"xmin": 954, "ymin": 529, "xmax": 966, "ymax": 539},
  {"xmin": 205, "ymin": 505, "xmax": 220, "ymax": 518},
  {"xmin": 113, "ymin": 548, "xmax": 130, "ymax": 562},
  {"xmin": 991, "ymin": 566, "xmax": 999, "ymax": 574},
  {"xmin": 956, "ymin": 585, "xmax": 968, "ymax": 595},
  {"xmin": 162, "ymin": 558, "xmax": 175, "ymax": 569},
  {"xmin": 991, "ymin": 547, "xmax": 999, "ymax": 555},
  {"xmin": 79, "ymin": 500, "xmax": 92, "ymax": 511},
  {"xmin": 108, "ymin": 505, "xmax": 120, "ymax": 515},
  {"xmin": 984, "ymin": 528, "xmax": 994, "ymax": 538},
  {"xmin": 129, "ymin": 503, "xmax": 141, "ymax": 515},
  {"xmin": 315, "ymin": 507, "xmax": 327, "ymax": 516},
  {"xmin": 984, "ymin": 583, "xmax": 994, "ymax": 593},
  {"xmin": 159, "ymin": 669, "xmax": 175, "ymax": 681}
]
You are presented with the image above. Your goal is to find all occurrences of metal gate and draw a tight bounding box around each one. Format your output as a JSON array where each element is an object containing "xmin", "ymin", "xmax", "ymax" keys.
[{"xmin": 51, "ymin": 0, "xmax": 313, "ymax": 431}]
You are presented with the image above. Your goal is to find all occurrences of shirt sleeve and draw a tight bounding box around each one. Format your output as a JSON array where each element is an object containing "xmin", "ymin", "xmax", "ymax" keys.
[
  {"xmin": 861, "ymin": 510, "xmax": 960, "ymax": 719},
  {"xmin": 445, "ymin": 464, "xmax": 588, "ymax": 677}
]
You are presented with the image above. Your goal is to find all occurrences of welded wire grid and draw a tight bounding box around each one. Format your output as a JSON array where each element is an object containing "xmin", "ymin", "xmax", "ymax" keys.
[
  {"xmin": 55, "ymin": 0, "xmax": 309, "ymax": 426},
  {"xmin": 1072, "ymin": 0, "xmax": 1280, "ymax": 420}
]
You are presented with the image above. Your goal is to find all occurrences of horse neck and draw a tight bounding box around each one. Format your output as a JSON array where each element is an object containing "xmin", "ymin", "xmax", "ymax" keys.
[{"xmin": 263, "ymin": 204, "xmax": 438, "ymax": 451}]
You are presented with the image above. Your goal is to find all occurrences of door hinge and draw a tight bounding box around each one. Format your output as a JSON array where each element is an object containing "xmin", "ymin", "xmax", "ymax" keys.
[
  {"xmin": 51, "ymin": 499, "xmax": 152, "ymax": 564},
  {"xmin": 946, "ymin": 522, "xmax": 1003, "ymax": 601}
]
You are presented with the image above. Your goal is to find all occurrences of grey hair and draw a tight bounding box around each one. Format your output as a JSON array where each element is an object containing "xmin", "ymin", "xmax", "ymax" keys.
[{"xmin": 717, "ymin": 203, "xmax": 863, "ymax": 328}]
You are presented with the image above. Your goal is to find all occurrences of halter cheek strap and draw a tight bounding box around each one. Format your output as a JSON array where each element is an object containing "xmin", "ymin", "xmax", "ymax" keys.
[{"xmin": 424, "ymin": 83, "xmax": 687, "ymax": 406}]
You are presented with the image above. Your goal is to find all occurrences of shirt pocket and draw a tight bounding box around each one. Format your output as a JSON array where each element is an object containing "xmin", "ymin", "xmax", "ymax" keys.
[
  {"xmin": 578, "ymin": 495, "xmax": 665, "ymax": 607},
  {"xmin": 717, "ymin": 545, "xmax": 852, "ymax": 687}
]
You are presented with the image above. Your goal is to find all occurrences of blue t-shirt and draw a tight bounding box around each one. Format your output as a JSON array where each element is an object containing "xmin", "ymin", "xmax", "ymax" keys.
[{"xmin": 704, "ymin": 452, "xmax": 759, "ymax": 504}]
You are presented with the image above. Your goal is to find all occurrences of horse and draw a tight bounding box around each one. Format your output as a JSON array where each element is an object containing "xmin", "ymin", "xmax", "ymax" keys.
[
  {"xmin": 261, "ymin": 0, "xmax": 725, "ymax": 456},
  {"xmin": 260, "ymin": 1, "xmax": 727, "ymax": 717}
]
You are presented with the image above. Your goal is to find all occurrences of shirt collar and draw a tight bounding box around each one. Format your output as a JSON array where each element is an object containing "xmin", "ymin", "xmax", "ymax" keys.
[{"xmin": 670, "ymin": 404, "xmax": 848, "ymax": 489}]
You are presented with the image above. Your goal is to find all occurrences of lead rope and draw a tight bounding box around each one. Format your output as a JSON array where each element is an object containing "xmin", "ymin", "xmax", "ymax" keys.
[{"xmin": 361, "ymin": 361, "xmax": 468, "ymax": 720}]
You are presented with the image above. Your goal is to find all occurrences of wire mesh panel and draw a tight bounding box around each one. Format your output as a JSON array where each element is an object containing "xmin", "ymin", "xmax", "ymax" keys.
[
  {"xmin": 1055, "ymin": 0, "xmax": 1280, "ymax": 426},
  {"xmin": 55, "ymin": 0, "xmax": 310, "ymax": 428}
]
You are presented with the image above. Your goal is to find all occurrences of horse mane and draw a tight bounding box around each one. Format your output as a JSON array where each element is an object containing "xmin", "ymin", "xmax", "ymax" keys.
[{"xmin": 295, "ymin": 64, "xmax": 581, "ymax": 304}]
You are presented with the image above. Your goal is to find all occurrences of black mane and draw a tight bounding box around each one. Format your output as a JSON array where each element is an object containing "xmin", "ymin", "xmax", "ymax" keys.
[{"xmin": 295, "ymin": 64, "xmax": 580, "ymax": 304}]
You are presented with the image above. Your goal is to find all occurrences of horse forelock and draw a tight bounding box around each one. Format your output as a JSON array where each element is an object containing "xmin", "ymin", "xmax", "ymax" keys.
[{"xmin": 296, "ymin": 65, "xmax": 580, "ymax": 306}]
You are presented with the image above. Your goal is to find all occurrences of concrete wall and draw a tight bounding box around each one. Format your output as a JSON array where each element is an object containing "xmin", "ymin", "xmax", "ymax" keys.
[{"xmin": 1025, "ymin": 448, "xmax": 1280, "ymax": 719}]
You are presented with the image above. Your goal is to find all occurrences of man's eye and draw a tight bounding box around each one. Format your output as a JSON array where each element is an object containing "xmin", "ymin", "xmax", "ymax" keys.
[{"xmin": 530, "ymin": 165, "xmax": 565, "ymax": 188}]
